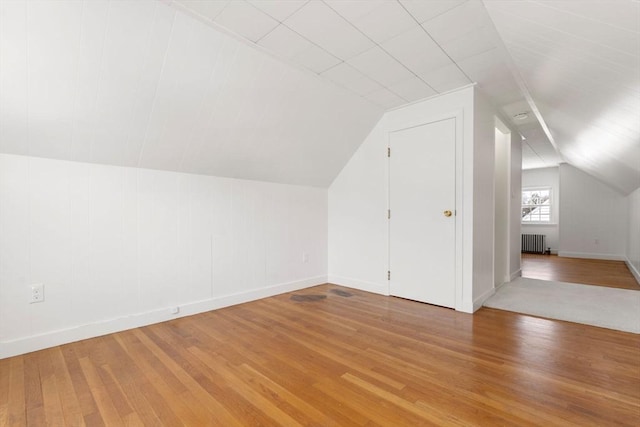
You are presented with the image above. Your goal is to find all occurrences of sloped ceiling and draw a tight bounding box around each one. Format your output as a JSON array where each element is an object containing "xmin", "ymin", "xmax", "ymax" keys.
[
  {"xmin": 484, "ymin": 0, "xmax": 640, "ymax": 195},
  {"xmin": 0, "ymin": 0, "xmax": 381, "ymax": 187},
  {"xmin": 1, "ymin": 0, "xmax": 638, "ymax": 194}
]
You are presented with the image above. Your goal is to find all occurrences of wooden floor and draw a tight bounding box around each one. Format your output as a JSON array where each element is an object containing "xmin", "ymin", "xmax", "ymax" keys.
[
  {"xmin": 2, "ymin": 285, "xmax": 639, "ymax": 426},
  {"xmin": 522, "ymin": 253, "xmax": 640, "ymax": 290}
]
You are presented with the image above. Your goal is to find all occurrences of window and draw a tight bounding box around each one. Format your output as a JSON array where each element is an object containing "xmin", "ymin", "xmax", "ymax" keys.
[{"xmin": 522, "ymin": 188, "xmax": 551, "ymax": 223}]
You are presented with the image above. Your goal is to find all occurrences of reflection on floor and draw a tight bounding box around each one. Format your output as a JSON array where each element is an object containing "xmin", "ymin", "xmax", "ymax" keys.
[{"xmin": 521, "ymin": 253, "xmax": 639, "ymax": 290}]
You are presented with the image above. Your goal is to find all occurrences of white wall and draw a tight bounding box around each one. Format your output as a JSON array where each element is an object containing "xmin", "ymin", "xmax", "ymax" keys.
[
  {"xmin": 626, "ymin": 188, "xmax": 640, "ymax": 282},
  {"xmin": 509, "ymin": 132, "xmax": 522, "ymax": 280},
  {"xmin": 329, "ymin": 87, "xmax": 471, "ymax": 308},
  {"xmin": 522, "ymin": 167, "xmax": 559, "ymax": 252},
  {"xmin": 559, "ymin": 163, "xmax": 628, "ymax": 260},
  {"xmin": 494, "ymin": 128, "xmax": 510, "ymax": 286},
  {"xmin": 472, "ymin": 91, "xmax": 498, "ymax": 304},
  {"xmin": 0, "ymin": 153, "xmax": 327, "ymax": 358},
  {"xmin": 329, "ymin": 86, "xmax": 514, "ymax": 312}
]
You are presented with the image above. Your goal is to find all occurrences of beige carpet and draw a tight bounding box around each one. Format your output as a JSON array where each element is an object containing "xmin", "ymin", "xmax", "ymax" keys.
[{"xmin": 483, "ymin": 277, "xmax": 640, "ymax": 334}]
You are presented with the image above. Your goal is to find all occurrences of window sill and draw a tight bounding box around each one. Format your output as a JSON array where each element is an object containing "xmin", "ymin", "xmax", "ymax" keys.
[{"xmin": 521, "ymin": 223, "xmax": 558, "ymax": 226}]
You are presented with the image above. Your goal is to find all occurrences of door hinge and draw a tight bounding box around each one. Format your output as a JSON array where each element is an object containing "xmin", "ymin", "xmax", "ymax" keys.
[
  {"xmin": 387, "ymin": 209, "xmax": 391, "ymax": 219},
  {"xmin": 387, "ymin": 270, "xmax": 391, "ymax": 281},
  {"xmin": 387, "ymin": 147, "xmax": 390, "ymax": 157}
]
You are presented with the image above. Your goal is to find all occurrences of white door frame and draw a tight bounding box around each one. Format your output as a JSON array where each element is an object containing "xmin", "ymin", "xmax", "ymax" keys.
[{"xmin": 386, "ymin": 110, "xmax": 466, "ymax": 311}]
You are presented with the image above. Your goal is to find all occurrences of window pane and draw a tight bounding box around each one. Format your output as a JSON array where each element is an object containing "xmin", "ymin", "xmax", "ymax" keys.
[{"xmin": 521, "ymin": 188, "xmax": 551, "ymax": 222}]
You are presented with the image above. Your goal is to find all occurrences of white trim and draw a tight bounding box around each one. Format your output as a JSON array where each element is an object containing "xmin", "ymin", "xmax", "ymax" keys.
[
  {"xmin": 625, "ymin": 257, "xmax": 640, "ymax": 285},
  {"xmin": 558, "ymin": 252, "xmax": 626, "ymax": 261},
  {"xmin": 510, "ymin": 268, "xmax": 522, "ymax": 282},
  {"xmin": 0, "ymin": 276, "xmax": 326, "ymax": 359},
  {"xmin": 473, "ymin": 287, "xmax": 495, "ymax": 312},
  {"xmin": 328, "ymin": 275, "xmax": 389, "ymax": 296}
]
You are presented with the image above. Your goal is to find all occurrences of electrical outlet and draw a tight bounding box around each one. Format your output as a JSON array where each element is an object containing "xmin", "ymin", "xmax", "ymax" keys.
[
  {"xmin": 169, "ymin": 306, "xmax": 179, "ymax": 315},
  {"xmin": 30, "ymin": 284, "xmax": 44, "ymax": 304}
]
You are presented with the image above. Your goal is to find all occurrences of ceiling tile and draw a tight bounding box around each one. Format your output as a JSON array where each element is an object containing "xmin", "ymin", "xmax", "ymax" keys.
[
  {"xmin": 422, "ymin": 0, "xmax": 490, "ymax": 45},
  {"xmin": 440, "ymin": 25, "xmax": 497, "ymax": 62},
  {"xmin": 247, "ymin": 0, "xmax": 307, "ymax": 22},
  {"xmin": 214, "ymin": 0, "xmax": 279, "ymax": 42},
  {"xmin": 387, "ymin": 77, "xmax": 436, "ymax": 102},
  {"xmin": 293, "ymin": 45, "xmax": 342, "ymax": 73},
  {"xmin": 348, "ymin": 1, "xmax": 417, "ymax": 44},
  {"xmin": 283, "ymin": 1, "xmax": 374, "ymax": 60},
  {"xmin": 479, "ymin": 80, "xmax": 523, "ymax": 107},
  {"xmin": 175, "ymin": 0, "xmax": 229, "ymax": 21},
  {"xmin": 364, "ymin": 87, "xmax": 407, "ymax": 109},
  {"xmin": 257, "ymin": 24, "xmax": 312, "ymax": 59},
  {"xmin": 324, "ymin": 0, "xmax": 386, "ymax": 21},
  {"xmin": 419, "ymin": 63, "xmax": 470, "ymax": 93},
  {"xmin": 348, "ymin": 46, "xmax": 414, "ymax": 87},
  {"xmin": 382, "ymin": 26, "xmax": 452, "ymax": 75},
  {"xmin": 457, "ymin": 48, "xmax": 511, "ymax": 85},
  {"xmin": 398, "ymin": 0, "xmax": 466, "ymax": 24},
  {"xmin": 321, "ymin": 63, "xmax": 382, "ymax": 96}
]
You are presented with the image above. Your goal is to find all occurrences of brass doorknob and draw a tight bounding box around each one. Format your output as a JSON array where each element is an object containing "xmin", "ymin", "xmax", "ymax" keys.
[{"xmin": 444, "ymin": 210, "xmax": 452, "ymax": 217}]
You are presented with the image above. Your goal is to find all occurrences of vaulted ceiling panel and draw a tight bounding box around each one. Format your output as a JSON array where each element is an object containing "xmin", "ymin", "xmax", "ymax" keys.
[
  {"xmin": 213, "ymin": 0, "xmax": 278, "ymax": 42},
  {"xmin": 485, "ymin": 0, "xmax": 639, "ymax": 194},
  {"xmin": 0, "ymin": 0, "xmax": 27, "ymax": 155},
  {"xmin": 1, "ymin": 0, "xmax": 637, "ymax": 194},
  {"xmin": 246, "ymin": 0, "xmax": 306, "ymax": 22},
  {"xmin": 0, "ymin": 0, "xmax": 382, "ymax": 187},
  {"xmin": 398, "ymin": 0, "xmax": 466, "ymax": 24},
  {"xmin": 284, "ymin": 1, "xmax": 374, "ymax": 60},
  {"xmin": 320, "ymin": 63, "xmax": 382, "ymax": 96},
  {"xmin": 24, "ymin": 0, "xmax": 82, "ymax": 160},
  {"xmin": 381, "ymin": 26, "xmax": 453, "ymax": 77},
  {"xmin": 333, "ymin": 0, "xmax": 416, "ymax": 44},
  {"xmin": 347, "ymin": 46, "xmax": 415, "ymax": 87}
]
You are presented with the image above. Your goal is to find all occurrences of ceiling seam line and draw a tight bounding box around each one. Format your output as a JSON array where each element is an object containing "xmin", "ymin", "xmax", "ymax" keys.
[
  {"xmin": 247, "ymin": 0, "xmax": 312, "ymax": 44},
  {"xmin": 136, "ymin": 7, "xmax": 177, "ymax": 168},
  {"xmin": 124, "ymin": 0, "xmax": 161, "ymax": 167},
  {"xmin": 319, "ymin": 0, "xmax": 432, "ymax": 98},
  {"xmin": 396, "ymin": 0, "xmax": 473, "ymax": 85}
]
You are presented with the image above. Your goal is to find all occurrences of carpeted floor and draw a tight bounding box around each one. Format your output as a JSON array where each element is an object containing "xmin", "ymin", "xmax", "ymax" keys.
[{"xmin": 483, "ymin": 277, "xmax": 640, "ymax": 334}]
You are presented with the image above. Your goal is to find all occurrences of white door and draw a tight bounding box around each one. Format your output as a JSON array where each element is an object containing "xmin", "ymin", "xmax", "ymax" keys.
[{"xmin": 389, "ymin": 118, "xmax": 456, "ymax": 308}]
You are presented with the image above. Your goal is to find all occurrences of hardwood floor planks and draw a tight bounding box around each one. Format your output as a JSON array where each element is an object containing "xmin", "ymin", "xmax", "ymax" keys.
[
  {"xmin": 2, "ymin": 284, "xmax": 639, "ymax": 426},
  {"xmin": 522, "ymin": 254, "xmax": 640, "ymax": 290}
]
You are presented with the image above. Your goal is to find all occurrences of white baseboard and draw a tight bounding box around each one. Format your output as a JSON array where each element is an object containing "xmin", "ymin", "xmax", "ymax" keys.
[
  {"xmin": 509, "ymin": 269, "xmax": 522, "ymax": 282},
  {"xmin": 0, "ymin": 276, "xmax": 326, "ymax": 360},
  {"xmin": 558, "ymin": 252, "xmax": 625, "ymax": 261},
  {"xmin": 472, "ymin": 287, "xmax": 495, "ymax": 312},
  {"xmin": 328, "ymin": 275, "xmax": 389, "ymax": 296},
  {"xmin": 625, "ymin": 258, "xmax": 640, "ymax": 285}
]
